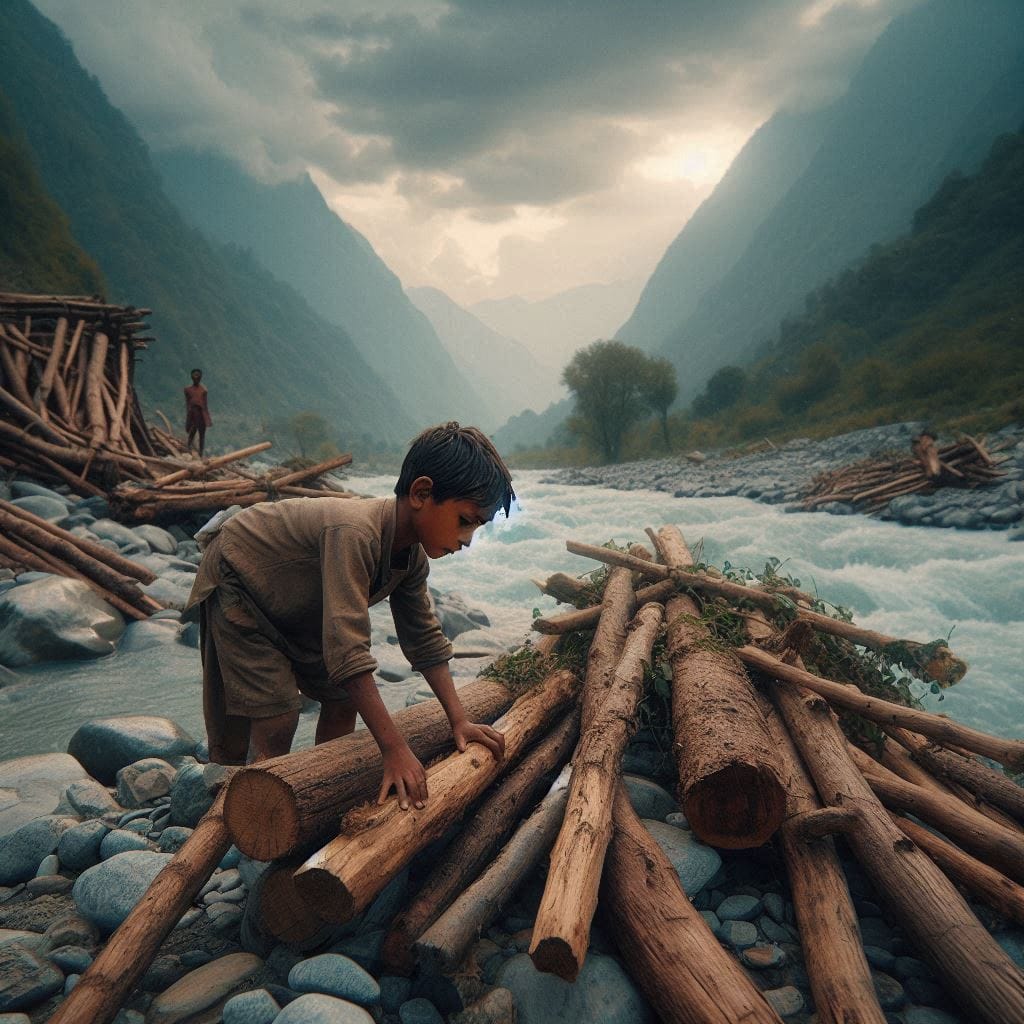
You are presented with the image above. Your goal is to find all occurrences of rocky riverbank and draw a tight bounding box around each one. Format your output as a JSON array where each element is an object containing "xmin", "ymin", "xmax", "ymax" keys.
[{"xmin": 546, "ymin": 422, "xmax": 1024, "ymax": 533}]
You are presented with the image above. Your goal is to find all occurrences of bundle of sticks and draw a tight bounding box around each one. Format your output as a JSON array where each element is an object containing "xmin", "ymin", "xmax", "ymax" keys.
[
  {"xmin": 803, "ymin": 431, "xmax": 1007, "ymax": 513},
  {"xmin": 52, "ymin": 526, "xmax": 1024, "ymax": 1024}
]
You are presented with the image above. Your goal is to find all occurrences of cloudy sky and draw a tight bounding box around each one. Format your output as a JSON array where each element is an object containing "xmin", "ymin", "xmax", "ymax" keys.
[{"xmin": 36, "ymin": 0, "xmax": 923, "ymax": 305}]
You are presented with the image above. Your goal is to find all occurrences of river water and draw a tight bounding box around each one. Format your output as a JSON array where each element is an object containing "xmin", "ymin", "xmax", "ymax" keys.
[{"xmin": 2, "ymin": 471, "xmax": 1022, "ymax": 761}]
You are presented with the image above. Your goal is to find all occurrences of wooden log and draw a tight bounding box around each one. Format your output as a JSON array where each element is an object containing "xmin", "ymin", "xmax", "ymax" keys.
[
  {"xmin": 892, "ymin": 726, "xmax": 1024, "ymax": 822},
  {"xmin": 128, "ymin": 490, "xmax": 268, "ymax": 520},
  {"xmin": 661, "ymin": 525, "xmax": 785, "ymax": 849},
  {"xmin": 108, "ymin": 340, "xmax": 130, "ymax": 446},
  {"xmin": 248, "ymin": 857, "xmax": 345, "ymax": 951},
  {"xmin": 0, "ymin": 499, "xmax": 156, "ymax": 583},
  {"xmin": 278, "ymin": 485, "xmax": 356, "ymax": 499},
  {"xmin": 532, "ymin": 578, "xmax": 676, "ymax": 634},
  {"xmin": 736, "ymin": 645, "xmax": 1024, "ymax": 770},
  {"xmin": 414, "ymin": 764, "xmax": 573, "ymax": 973},
  {"xmin": 601, "ymin": 785, "xmax": 786, "ymax": 1024},
  {"xmin": 224, "ymin": 677, "xmax": 519, "ymax": 861},
  {"xmin": 530, "ymin": 603, "xmax": 664, "ymax": 981},
  {"xmin": 47, "ymin": 789, "xmax": 232, "ymax": 1024},
  {"xmin": 892, "ymin": 813, "xmax": 1024, "ymax": 929},
  {"xmin": 0, "ymin": 382, "xmax": 74, "ymax": 446},
  {"xmin": 85, "ymin": 331, "xmax": 109, "ymax": 449},
  {"xmin": 37, "ymin": 316, "xmax": 67, "ymax": 408},
  {"xmin": 913, "ymin": 433, "xmax": 943, "ymax": 480},
  {"xmin": 532, "ymin": 571, "xmax": 596, "ymax": 605},
  {"xmin": 382, "ymin": 712, "xmax": 578, "ymax": 974},
  {"xmin": 848, "ymin": 744, "xmax": 1024, "ymax": 884},
  {"xmin": 270, "ymin": 452, "xmax": 353, "ymax": 489},
  {"xmin": 580, "ymin": 565, "xmax": 637, "ymax": 731},
  {"xmin": 294, "ymin": 667, "xmax": 581, "ymax": 923},
  {"xmin": 61, "ymin": 318, "xmax": 85, "ymax": 375},
  {"xmin": 150, "ymin": 441, "xmax": 274, "ymax": 488},
  {"xmin": 771, "ymin": 679, "xmax": 1024, "ymax": 1023},
  {"xmin": 0, "ymin": 334, "xmax": 34, "ymax": 407},
  {"xmin": 565, "ymin": 539, "xmax": 967, "ymax": 684}
]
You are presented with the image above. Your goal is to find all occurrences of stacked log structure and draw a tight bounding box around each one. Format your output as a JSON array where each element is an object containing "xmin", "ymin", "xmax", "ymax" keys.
[{"xmin": 56, "ymin": 524, "xmax": 1024, "ymax": 1024}]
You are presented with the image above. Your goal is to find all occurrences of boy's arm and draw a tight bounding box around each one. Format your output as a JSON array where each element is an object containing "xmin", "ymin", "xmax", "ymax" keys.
[{"xmin": 420, "ymin": 661, "xmax": 505, "ymax": 761}]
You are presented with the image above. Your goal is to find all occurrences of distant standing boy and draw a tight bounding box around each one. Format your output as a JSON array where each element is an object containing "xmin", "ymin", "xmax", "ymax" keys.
[
  {"xmin": 186, "ymin": 422, "xmax": 512, "ymax": 809},
  {"xmin": 184, "ymin": 368, "xmax": 212, "ymax": 456}
]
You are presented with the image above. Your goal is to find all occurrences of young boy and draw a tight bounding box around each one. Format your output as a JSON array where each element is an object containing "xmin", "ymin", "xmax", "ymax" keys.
[
  {"xmin": 184, "ymin": 368, "xmax": 212, "ymax": 456},
  {"xmin": 186, "ymin": 422, "xmax": 512, "ymax": 810}
]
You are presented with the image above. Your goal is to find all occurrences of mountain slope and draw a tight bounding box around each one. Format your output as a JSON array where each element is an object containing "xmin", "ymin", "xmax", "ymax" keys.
[
  {"xmin": 156, "ymin": 149, "xmax": 488, "ymax": 429},
  {"xmin": 406, "ymin": 286, "xmax": 560, "ymax": 420},
  {"xmin": 616, "ymin": 107, "xmax": 829, "ymax": 350},
  {"xmin": 0, "ymin": 90, "xmax": 104, "ymax": 295},
  {"xmin": 0, "ymin": 0, "xmax": 414, "ymax": 445},
  {"xmin": 662, "ymin": 0, "xmax": 1024, "ymax": 397}
]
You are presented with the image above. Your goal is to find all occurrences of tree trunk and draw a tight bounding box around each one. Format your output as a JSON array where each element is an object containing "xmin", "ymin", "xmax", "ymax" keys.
[
  {"xmin": 224, "ymin": 676, "xmax": 519, "ymax": 861},
  {"xmin": 601, "ymin": 785, "xmax": 785, "ymax": 1024},
  {"xmin": 532, "ymin": 578, "xmax": 676, "ymax": 634},
  {"xmin": 770, "ymin": 682, "xmax": 1024, "ymax": 1024},
  {"xmin": 85, "ymin": 331, "xmax": 109, "ymax": 449},
  {"xmin": 293, "ymin": 668, "xmax": 580, "ymax": 924},
  {"xmin": 530, "ymin": 603, "xmax": 664, "ymax": 981},
  {"xmin": 581, "ymin": 565, "xmax": 637, "ymax": 730},
  {"xmin": 736, "ymin": 645, "xmax": 1024, "ymax": 770},
  {"xmin": 382, "ymin": 713, "xmax": 578, "ymax": 975},
  {"xmin": 414, "ymin": 764, "xmax": 573, "ymax": 973}
]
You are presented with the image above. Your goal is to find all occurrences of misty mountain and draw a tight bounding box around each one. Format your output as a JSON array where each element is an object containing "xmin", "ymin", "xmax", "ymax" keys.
[
  {"xmin": 406, "ymin": 287, "xmax": 560, "ymax": 421},
  {"xmin": 470, "ymin": 278, "xmax": 643, "ymax": 376},
  {"xmin": 639, "ymin": 0, "xmax": 1024, "ymax": 398},
  {"xmin": 156, "ymin": 150, "xmax": 489, "ymax": 430},
  {"xmin": 493, "ymin": 398, "xmax": 573, "ymax": 455},
  {"xmin": 0, "ymin": 0, "xmax": 415, "ymax": 446}
]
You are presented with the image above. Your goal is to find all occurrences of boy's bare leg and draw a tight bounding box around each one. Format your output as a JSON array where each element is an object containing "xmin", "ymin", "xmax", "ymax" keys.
[
  {"xmin": 209, "ymin": 715, "xmax": 251, "ymax": 766},
  {"xmin": 316, "ymin": 699, "xmax": 357, "ymax": 744},
  {"xmin": 248, "ymin": 709, "xmax": 300, "ymax": 763}
]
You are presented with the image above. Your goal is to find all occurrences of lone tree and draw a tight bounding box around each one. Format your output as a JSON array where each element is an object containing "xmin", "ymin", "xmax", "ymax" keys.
[
  {"xmin": 562, "ymin": 340, "xmax": 653, "ymax": 462},
  {"xmin": 640, "ymin": 357, "xmax": 678, "ymax": 450}
]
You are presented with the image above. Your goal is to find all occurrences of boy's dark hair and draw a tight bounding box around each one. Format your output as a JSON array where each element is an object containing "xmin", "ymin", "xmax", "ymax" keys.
[
  {"xmin": 190, "ymin": 367, "xmax": 202, "ymax": 375},
  {"xmin": 395, "ymin": 422, "xmax": 515, "ymax": 517}
]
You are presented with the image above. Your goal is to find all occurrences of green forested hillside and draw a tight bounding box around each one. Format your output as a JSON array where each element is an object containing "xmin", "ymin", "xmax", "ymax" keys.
[
  {"xmin": 0, "ymin": 92, "xmax": 104, "ymax": 295},
  {"xmin": 687, "ymin": 126, "xmax": 1024, "ymax": 443},
  {"xmin": 0, "ymin": 0, "xmax": 415, "ymax": 447}
]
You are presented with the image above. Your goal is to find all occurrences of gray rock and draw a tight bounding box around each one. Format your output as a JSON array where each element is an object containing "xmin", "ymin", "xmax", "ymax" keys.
[
  {"xmin": 274, "ymin": 994, "xmax": 376, "ymax": 1023},
  {"xmin": 64, "ymin": 779, "xmax": 121, "ymax": 818},
  {"xmin": 35, "ymin": 854, "xmax": 59, "ymax": 877},
  {"xmin": 399, "ymin": 997, "xmax": 445, "ymax": 1024},
  {"xmin": 90, "ymin": 519, "xmax": 149, "ymax": 551},
  {"xmin": 763, "ymin": 986, "xmax": 804, "ymax": 1017},
  {"xmin": 0, "ymin": 1014, "xmax": 33, "ymax": 1023},
  {"xmin": 380, "ymin": 976, "xmax": 412, "ymax": 1014},
  {"xmin": 43, "ymin": 914, "xmax": 99, "ymax": 950},
  {"xmin": 863, "ymin": 945, "xmax": 896, "ymax": 972},
  {"xmin": 118, "ymin": 618, "xmax": 181, "ymax": 653},
  {"xmin": 159, "ymin": 827, "xmax": 194, "ymax": 854},
  {"xmin": 451, "ymin": 988, "xmax": 516, "ymax": 1024},
  {"xmin": 142, "ymin": 955, "xmax": 187, "ymax": 992},
  {"xmin": 718, "ymin": 920, "xmax": 758, "ymax": 950},
  {"xmin": 871, "ymin": 971, "xmax": 905, "ymax": 1010},
  {"xmin": 178, "ymin": 620, "xmax": 201, "ymax": 649},
  {"xmin": 716, "ymin": 894, "xmax": 762, "ymax": 921},
  {"xmin": 327, "ymin": 930, "xmax": 386, "ymax": 975},
  {"xmin": 0, "ymin": 945, "xmax": 64, "ymax": 1012},
  {"xmin": 9, "ymin": 495, "xmax": 70, "ymax": 521},
  {"xmin": 0, "ymin": 930, "xmax": 49, "ymax": 954},
  {"xmin": 133, "ymin": 525, "xmax": 178, "ymax": 555},
  {"xmin": 901, "ymin": 1009, "xmax": 960, "ymax": 1024},
  {"xmin": 762, "ymin": 892, "xmax": 786, "ymax": 924},
  {"xmin": 641, "ymin": 819, "xmax": 721, "ymax": 896},
  {"xmin": 141, "ymin": 577, "xmax": 193, "ymax": 611},
  {"xmin": 99, "ymin": 829, "xmax": 153, "ymax": 858},
  {"xmin": 26, "ymin": 875, "xmax": 74, "ymax": 895},
  {"xmin": 621, "ymin": 775, "xmax": 677, "ymax": 818},
  {"xmin": 169, "ymin": 762, "xmax": 214, "ymax": 826},
  {"xmin": 145, "ymin": 952, "xmax": 264, "ymax": 1024},
  {"xmin": 0, "ymin": 754, "xmax": 90, "ymax": 840},
  {"xmin": 115, "ymin": 758, "xmax": 176, "ymax": 808},
  {"xmin": 498, "ymin": 952, "xmax": 652, "ymax": 1024},
  {"xmin": 0, "ymin": 578, "xmax": 124, "ymax": 666},
  {"xmin": 72, "ymin": 851, "xmax": 173, "ymax": 933},
  {"xmin": 67, "ymin": 716, "xmax": 195, "ymax": 785},
  {"xmin": 10, "ymin": 481, "xmax": 72, "ymax": 504},
  {"xmin": 47, "ymin": 945, "xmax": 93, "ymax": 974},
  {"xmin": 0, "ymin": 816, "xmax": 77, "ymax": 885},
  {"xmin": 222, "ymin": 989, "xmax": 281, "ymax": 1024},
  {"xmin": 288, "ymin": 953, "xmax": 380, "ymax": 1006},
  {"xmin": 741, "ymin": 944, "xmax": 786, "ymax": 969}
]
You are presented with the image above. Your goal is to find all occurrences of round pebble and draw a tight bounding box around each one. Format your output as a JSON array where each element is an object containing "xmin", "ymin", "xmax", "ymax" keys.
[
  {"xmin": 288, "ymin": 954, "xmax": 381, "ymax": 1007},
  {"xmin": 274, "ymin": 993, "xmax": 375, "ymax": 1023},
  {"xmin": 764, "ymin": 986, "xmax": 804, "ymax": 1018},
  {"xmin": 741, "ymin": 944, "xmax": 787, "ymax": 969},
  {"xmin": 718, "ymin": 920, "xmax": 758, "ymax": 950},
  {"xmin": 222, "ymin": 988, "xmax": 281, "ymax": 1024},
  {"xmin": 716, "ymin": 894, "xmax": 762, "ymax": 921},
  {"xmin": 399, "ymin": 997, "xmax": 445, "ymax": 1024}
]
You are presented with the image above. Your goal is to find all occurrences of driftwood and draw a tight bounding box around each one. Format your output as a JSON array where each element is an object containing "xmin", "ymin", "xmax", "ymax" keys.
[{"xmin": 530, "ymin": 603, "xmax": 663, "ymax": 981}]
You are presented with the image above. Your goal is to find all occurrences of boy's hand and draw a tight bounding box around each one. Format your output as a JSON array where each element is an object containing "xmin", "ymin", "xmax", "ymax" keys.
[
  {"xmin": 379, "ymin": 742, "xmax": 428, "ymax": 810},
  {"xmin": 453, "ymin": 720, "xmax": 505, "ymax": 761}
]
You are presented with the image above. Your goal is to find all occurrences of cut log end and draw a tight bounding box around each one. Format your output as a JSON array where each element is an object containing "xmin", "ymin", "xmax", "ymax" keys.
[
  {"xmin": 293, "ymin": 865, "xmax": 357, "ymax": 924},
  {"xmin": 925, "ymin": 648, "xmax": 968, "ymax": 688},
  {"xmin": 683, "ymin": 762, "xmax": 787, "ymax": 849},
  {"xmin": 258, "ymin": 863, "xmax": 338, "ymax": 949},
  {"xmin": 529, "ymin": 936, "xmax": 581, "ymax": 982},
  {"xmin": 223, "ymin": 769, "xmax": 299, "ymax": 862}
]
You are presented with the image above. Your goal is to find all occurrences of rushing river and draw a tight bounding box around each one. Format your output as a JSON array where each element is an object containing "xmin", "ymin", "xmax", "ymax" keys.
[{"xmin": 2, "ymin": 470, "xmax": 1022, "ymax": 761}]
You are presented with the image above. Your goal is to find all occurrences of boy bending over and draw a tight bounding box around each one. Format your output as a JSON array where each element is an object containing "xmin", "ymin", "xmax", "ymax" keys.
[{"xmin": 186, "ymin": 422, "xmax": 512, "ymax": 809}]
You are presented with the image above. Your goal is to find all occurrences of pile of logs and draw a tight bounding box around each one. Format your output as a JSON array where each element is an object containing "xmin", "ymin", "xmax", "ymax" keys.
[
  {"xmin": 52, "ymin": 525, "xmax": 1024, "ymax": 1024},
  {"xmin": 803, "ymin": 431, "xmax": 1007, "ymax": 513}
]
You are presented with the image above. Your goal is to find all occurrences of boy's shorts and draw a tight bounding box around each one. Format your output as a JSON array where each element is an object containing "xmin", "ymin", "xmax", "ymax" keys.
[{"xmin": 201, "ymin": 591, "xmax": 353, "ymax": 719}]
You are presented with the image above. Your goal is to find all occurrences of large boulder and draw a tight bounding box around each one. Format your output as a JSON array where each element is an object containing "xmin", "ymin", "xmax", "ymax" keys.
[
  {"xmin": 72, "ymin": 851, "xmax": 172, "ymax": 932},
  {"xmin": 496, "ymin": 952, "xmax": 653, "ymax": 1024},
  {"xmin": 67, "ymin": 717, "xmax": 195, "ymax": 786},
  {"xmin": 0, "ymin": 815, "xmax": 78, "ymax": 885},
  {"xmin": 0, "ymin": 578, "xmax": 124, "ymax": 666},
  {"xmin": 0, "ymin": 753, "xmax": 89, "ymax": 839},
  {"xmin": 9, "ymin": 494, "xmax": 70, "ymax": 521}
]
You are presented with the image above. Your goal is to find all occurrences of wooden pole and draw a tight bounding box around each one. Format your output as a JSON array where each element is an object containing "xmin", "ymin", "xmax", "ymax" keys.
[
  {"xmin": 736, "ymin": 645, "xmax": 1024, "ymax": 770},
  {"xmin": 530, "ymin": 603, "xmax": 664, "ymax": 981},
  {"xmin": 224, "ymin": 677, "xmax": 520, "ymax": 861},
  {"xmin": 294, "ymin": 667, "xmax": 580, "ymax": 924},
  {"xmin": 37, "ymin": 316, "xmax": 67, "ymax": 408},
  {"xmin": 47, "ymin": 790, "xmax": 232, "ymax": 1024},
  {"xmin": 532, "ymin": 578, "xmax": 676, "ymax": 634},
  {"xmin": 581, "ymin": 565, "xmax": 637, "ymax": 730},
  {"xmin": 660, "ymin": 525, "xmax": 785, "ymax": 848},
  {"xmin": 85, "ymin": 331, "xmax": 110, "ymax": 449},
  {"xmin": 382, "ymin": 712, "xmax": 579, "ymax": 975},
  {"xmin": 270, "ymin": 452, "xmax": 353, "ymax": 489},
  {"xmin": 149, "ymin": 442, "xmax": 274, "ymax": 488},
  {"xmin": 601, "ymin": 785, "xmax": 786, "ymax": 1024},
  {"xmin": 414, "ymin": 764, "xmax": 573, "ymax": 973}
]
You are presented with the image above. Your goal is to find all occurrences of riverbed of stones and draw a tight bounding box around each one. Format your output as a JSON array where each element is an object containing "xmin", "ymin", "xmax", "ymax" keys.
[{"xmin": 545, "ymin": 422, "xmax": 1024, "ymax": 534}]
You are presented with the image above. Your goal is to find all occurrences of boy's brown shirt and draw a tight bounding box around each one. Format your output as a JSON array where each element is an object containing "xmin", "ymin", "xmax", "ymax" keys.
[{"xmin": 187, "ymin": 495, "xmax": 452, "ymax": 687}]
